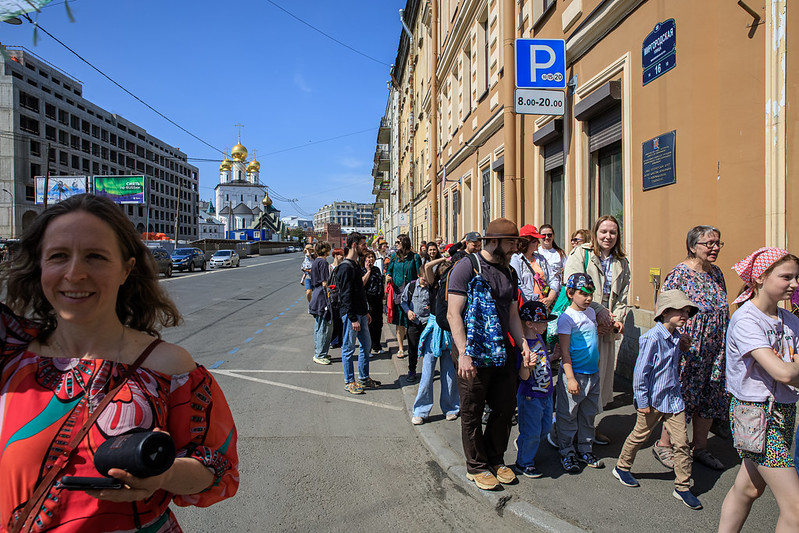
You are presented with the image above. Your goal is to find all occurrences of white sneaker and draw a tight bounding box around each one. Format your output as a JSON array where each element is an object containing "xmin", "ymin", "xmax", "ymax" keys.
[
  {"xmin": 445, "ymin": 413, "xmax": 459, "ymax": 421},
  {"xmin": 411, "ymin": 416, "xmax": 424, "ymax": 425}
]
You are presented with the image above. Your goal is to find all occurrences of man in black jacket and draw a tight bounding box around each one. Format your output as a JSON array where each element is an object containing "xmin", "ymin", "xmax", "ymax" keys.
[{"xmin": 336, "ymin": 232, "xmax": 382, "ymax": 394}]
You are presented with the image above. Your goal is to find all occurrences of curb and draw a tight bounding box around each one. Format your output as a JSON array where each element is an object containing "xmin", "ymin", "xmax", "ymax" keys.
[{"xmin": 390, "ymin": 350, "xmax": 588, "ymax": 533}]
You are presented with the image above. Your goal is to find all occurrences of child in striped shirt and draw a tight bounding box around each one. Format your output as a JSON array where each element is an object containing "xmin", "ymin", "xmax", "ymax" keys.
[{"xmin": 612, "ymin": 289, "xmax": 704, "ymax": 510}]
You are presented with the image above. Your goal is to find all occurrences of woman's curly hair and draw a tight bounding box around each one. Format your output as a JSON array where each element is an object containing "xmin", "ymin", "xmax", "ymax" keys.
[{"xmin": 1, "ymin": 194, "xmax": 182, "ymax": 339}]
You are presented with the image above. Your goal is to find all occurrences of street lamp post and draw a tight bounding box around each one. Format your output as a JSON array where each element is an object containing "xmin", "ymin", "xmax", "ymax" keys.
[{"xmin": 2, "ymin": 188, "xmax": 13, "ymax": 239}]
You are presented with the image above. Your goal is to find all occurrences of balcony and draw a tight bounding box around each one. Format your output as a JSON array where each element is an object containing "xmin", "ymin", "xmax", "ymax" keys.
[
  {"xmin": 373, "ymin": 180, "xmax": 390, "ymax": 200},
  {"xmin": 377, "ymin": 117, "xmax": 390, "ymax": 144},
  {"xmin": 373, "ymin": 171, "xmax": 386, "ymax": 187},
  {"xmin": 374, "ymin": 144, "xmax": 390, "ymax": 172}
]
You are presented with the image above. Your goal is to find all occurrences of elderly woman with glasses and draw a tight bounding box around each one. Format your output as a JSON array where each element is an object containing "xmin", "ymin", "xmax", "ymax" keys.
[{"xmin": 653, "ymin": 225, "xmax": 730, "ymax": 472}]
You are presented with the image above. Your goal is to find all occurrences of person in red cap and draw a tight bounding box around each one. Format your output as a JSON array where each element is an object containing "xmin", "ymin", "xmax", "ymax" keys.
[
  {"xmin": 446, "ymin": 218, "xmax": 532, "ymax": 490},
  {"xmin": 511, "ymin": 225, "xmax": 556, "ymax": 309}
]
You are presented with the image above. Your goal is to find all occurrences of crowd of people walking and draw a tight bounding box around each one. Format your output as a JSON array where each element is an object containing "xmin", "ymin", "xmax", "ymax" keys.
[{"xmin": 306, "ymin": 217, "xmax": 799, "ymax": 530}]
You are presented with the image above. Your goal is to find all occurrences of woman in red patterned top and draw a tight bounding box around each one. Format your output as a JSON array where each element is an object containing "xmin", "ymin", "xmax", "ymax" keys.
[{"xmin": 0, "ymin": 194, "xmax": 238, "ymax": 532}]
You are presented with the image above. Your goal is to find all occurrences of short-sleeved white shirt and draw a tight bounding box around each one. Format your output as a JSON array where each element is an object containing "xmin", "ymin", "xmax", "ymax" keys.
[{"xmin": 726, "ymin": 301, "xmax": 799, "ymax": 403}]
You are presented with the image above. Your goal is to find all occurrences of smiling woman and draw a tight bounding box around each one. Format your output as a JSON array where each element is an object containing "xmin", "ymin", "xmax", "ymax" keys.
[{"xmin": 0, "ymin": 194, "xmax": 239, "ymax": 532}]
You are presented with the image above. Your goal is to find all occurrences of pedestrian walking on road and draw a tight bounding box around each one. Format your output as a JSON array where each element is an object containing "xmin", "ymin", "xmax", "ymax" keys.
[
  {"xmin": 447, "ymin": 218, "xmax": 531, "ymax": 491},
  {"xmin": 386, "ymin": 234, "xmax": 422, "ymax": 359},
  {"xmin": 563, "ymin": 215, "xmax": 630, "ymax": 444},
  {"xmin": 362, "ymin": 250, "xmax": 385, "ymax": 357},
  {"xmin": 656, "ymin": 225, "xmax": 730, "ymax": 472},
  {"xmin": 400, "ymin": 267, "xmax": 431, "ymax": 382},
  {"xmin": 514, "ymin": 301, "xmax": 559, "ymax": 479},
  {"xmin": 556, "ymin": 273, "xmax": 604, "ymax": 473},
  {"xmin": 613, "ymin": 289, "xmax": 702, "ymax": 510},
  {"xmin": 718, "ymin": 249, "xmax": 799, "ymax": 533},
  {"xmin": 336, "ymin": 233, "xmax": 381, "ymax": 395},
  {"xmin": 329, "ymin": 248, "xmax": 345, "ymax": 349},
  {"xmin": 301, "ymin": 244, "xmax": 315, "ymax": 302},
  {"xmin": 309, "ymin": 241, "xmax": 333, "ymax": 365}
]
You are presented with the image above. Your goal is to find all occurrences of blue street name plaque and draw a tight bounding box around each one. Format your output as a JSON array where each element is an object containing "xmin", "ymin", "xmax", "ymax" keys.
[
  {"xmin": 642, "ymin": 131, "xmax": 676, "ymax": 191},
  {"xmin": 642, "ymin": 19, "xmax": 676, "ymax": 86}
]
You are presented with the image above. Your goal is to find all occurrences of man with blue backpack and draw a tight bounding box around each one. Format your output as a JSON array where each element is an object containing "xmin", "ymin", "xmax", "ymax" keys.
[{"xmin": 446, "ymin": 218, "xmax": 533, "ymax": 491}]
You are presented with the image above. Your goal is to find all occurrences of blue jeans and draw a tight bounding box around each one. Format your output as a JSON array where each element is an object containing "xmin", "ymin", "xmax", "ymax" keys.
[
  {"xmin": 341, "ymin": 314, "xmax": 371, "ymax": 383},
  {"xmin": 516, "ymin": 392, "xmax": 553, "ymax": 468},
  {"xmin": 313, "ymin": 315, "xmax": 331, "ymax": 358},
  {"xmin": 412, "ymin": 349, "xmax": 459, "ymax": 418}
]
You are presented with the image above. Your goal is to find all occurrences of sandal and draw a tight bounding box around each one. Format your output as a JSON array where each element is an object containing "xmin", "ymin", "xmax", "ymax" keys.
[
  {"xmin": 693, "ymin": 448, "xmax": 724, "ymax": 470},
  {"xmin": 652, "ymin": 443, "xmax": 675, "ymax": 469}
]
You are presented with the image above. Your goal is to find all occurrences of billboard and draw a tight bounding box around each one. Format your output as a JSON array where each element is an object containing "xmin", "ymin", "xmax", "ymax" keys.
[
  {"xmin": 35, "ymin": 176, "xmax": 87, "ymax": 205},
  {"xmin": 93, "ymin": 175, "xmax": 145, "ymax": 204}
]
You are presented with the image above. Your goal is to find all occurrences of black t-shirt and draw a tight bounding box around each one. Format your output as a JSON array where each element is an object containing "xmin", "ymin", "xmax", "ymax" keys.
[{"xmin": 448, "ymin": 252, "xmax": 518, "ymax": 346}]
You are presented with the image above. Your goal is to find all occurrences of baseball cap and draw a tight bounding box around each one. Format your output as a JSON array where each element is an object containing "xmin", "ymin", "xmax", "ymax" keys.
[
  {"xmin": 566, "ymin": 272, "xmax": 595, "ymax": 293},
  {"xmin": 464, "ymin": 232, "xmax": 481, "ymax": 242},
  {"xmin": 519, "ymin": 300, "xmax": 557, "ymax": 322},
  {"xmin": 519, "ymin": 224, "xmax": 545, "ymax": 240}
]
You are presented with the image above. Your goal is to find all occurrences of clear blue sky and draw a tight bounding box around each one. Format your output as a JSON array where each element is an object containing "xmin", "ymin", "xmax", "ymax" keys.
[{"xmin": 3, "ymin": 0, "xmax": 405, "ymax": 218}]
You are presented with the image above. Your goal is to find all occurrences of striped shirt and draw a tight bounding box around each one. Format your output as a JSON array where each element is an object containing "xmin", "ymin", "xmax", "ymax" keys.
[{"xmin": 632, "ymin": 322, "xmax": 685, "ymax": 413}]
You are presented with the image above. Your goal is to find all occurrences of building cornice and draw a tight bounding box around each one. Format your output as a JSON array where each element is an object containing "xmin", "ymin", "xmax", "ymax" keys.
[{"xmin": 565, "ymin": 0, "xmax": 646, "ymax": 64}]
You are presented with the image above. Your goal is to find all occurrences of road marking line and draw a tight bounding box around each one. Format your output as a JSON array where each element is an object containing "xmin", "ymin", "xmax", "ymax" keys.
[
  {"xmin": 211, "ymin": 370, "xmax": 402, "ymax": 411},
  {"xmin": 228, "ymin": 348, "xmax": 239, "ymax": 355},
  {"xmin": 265, "ymin": 323, "xmax": 272, "ymax": 327},
  {"xmin": 210, "ymin": 360, "xmax": 226, "ymax": 369},
  {"xmin": 279, "ymin": 312, "xmax": 285, "ymax": 316},
  {"xmin": 216, "ymin": 370, "xmax": 391, "ymax": 375},
  {"xmin": 255, "ymin": 329, "xmax": 263, "ymax": 334},
  {"xmin": 244, "ymin": 337, "xmax": 254, "ymax": 343}
]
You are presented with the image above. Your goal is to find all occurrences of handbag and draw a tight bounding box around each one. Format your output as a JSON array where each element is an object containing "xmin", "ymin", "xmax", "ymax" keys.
[
  {"xmin": 9, "ymin": 339, "xmax": 163, "ymax": 533},
  {"xmin": 732, "ymin": 400, "xmax": 771, "ymax": 454}
]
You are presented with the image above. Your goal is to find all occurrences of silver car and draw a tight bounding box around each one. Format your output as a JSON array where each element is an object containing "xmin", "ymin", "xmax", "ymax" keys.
[{"xmin": 210, "ymin": 249, "xmax": 240, "ymax": 268}]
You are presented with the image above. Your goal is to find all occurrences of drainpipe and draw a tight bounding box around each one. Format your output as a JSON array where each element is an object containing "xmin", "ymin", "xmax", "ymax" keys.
[
  {"xmin": 399, "ymin": 9, "xmax": 413, "ymax": 47},
  {"xmin": 502, "ymin": 0, "xmax": 518, "ymax": 223},
  {"xmin": 427, "ymin": 1, "xmax": 439, "ymax": 239}
]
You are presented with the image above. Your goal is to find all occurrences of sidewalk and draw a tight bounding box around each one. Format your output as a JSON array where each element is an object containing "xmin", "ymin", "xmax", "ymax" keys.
[{"xmin": 387, "ymin": 344, "xmax": 781, "ymax": 533}]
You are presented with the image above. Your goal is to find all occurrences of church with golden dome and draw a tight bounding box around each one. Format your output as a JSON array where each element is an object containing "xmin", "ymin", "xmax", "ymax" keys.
[{"xmin": 213, "ymin": 133, "xmax": 280, "ymax": 238}]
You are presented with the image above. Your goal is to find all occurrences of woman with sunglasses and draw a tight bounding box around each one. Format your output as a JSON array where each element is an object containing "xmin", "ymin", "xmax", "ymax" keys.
[
  {"xmin": 570, "ymin": 229, "xmax": 591, "ymax": 250},
  {"xmin": 537, "ymin": 224, "xmax": 567, "ymax": 301},
  {"xmin": 654, "ymin": 226, "xmax": 730, "ymax": 472}
]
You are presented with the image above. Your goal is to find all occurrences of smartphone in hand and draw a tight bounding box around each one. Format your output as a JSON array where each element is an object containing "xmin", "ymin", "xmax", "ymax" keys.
[{"xmin": 57, "ymin": 476, "xmax": 123, "ymax": 491}]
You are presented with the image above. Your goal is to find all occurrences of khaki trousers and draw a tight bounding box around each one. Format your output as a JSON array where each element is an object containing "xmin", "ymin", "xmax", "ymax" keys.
[{"xmin": 617, "ymin": 409, "xmax": 692, "ymax": 489}]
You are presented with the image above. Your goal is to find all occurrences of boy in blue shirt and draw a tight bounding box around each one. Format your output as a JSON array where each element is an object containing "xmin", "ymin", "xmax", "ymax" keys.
[
  {"xmin": 556, "ymin": 273, "xmax": 602, "ymax": 472},
  {"xmin": 514, "ymin": 300, "xmax": 559, "ymax": 478},
  {"xmin": 612, "ymin": 289, "xmax": 703, "ymax": 510}
]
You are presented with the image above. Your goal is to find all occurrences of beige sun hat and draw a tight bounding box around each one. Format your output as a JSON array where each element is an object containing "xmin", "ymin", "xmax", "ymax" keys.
[{"xmin": 655, "ymin": 289, "xmax": 699, "ymax": 321}]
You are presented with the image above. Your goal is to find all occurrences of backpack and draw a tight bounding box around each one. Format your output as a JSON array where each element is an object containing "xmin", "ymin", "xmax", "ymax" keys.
[
  {"xmin": 464, "ymin": 273, "xmax": 507, "ymax": 367},
  {"xmin": 327, "ymin": 265, "xmax": 341, "ymax": 312},
  {"xmin": 435, "ymin": 254, "xmax": 481, "ymax": 331}
]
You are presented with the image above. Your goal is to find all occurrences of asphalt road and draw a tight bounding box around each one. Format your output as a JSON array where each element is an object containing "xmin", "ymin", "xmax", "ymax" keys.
[{"xmin": 158, "ymin": 254, "xmax": 536, "ymax": 532}]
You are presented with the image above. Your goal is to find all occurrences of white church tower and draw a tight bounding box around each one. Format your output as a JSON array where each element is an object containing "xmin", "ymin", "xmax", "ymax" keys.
[{"xmin": 213, "ymin": 129, "xmax": 265, "ymax": 237}]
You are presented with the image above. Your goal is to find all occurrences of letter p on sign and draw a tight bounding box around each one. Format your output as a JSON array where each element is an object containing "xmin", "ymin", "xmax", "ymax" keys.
[{"xmin": 515, "ymin": 39, "xmax": 566, "ymax": 89}]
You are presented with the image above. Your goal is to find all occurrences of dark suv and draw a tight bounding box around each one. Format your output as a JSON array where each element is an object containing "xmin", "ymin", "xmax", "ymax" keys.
[
  {"xmin": 149, "ymin": 247, "xmax": 173, "ymax": 277},
  {"xmin": 171, "ymin": 247, "xmax": 206, "ymax": 272}
]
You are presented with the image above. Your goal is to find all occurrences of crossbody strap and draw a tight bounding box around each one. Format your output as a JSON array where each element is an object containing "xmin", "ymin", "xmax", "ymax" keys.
[{"xmin": 11, "ymin": 339, "xmax": 163, "ymax": 533}]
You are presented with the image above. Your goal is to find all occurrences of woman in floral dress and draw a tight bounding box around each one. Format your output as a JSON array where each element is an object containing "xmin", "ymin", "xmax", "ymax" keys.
[{"xmin": 655, "ymin": 225, "xmax": 729, "ymax": 471}]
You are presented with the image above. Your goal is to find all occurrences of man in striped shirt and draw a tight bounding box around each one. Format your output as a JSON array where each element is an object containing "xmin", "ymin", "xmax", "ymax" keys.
[{"xmin": 612, "ymin": 289, "xmax": 704, "ymax": 510}]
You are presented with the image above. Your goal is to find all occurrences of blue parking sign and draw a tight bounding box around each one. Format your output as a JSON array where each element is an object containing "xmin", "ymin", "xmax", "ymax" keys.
[{"xmin": 515, "ymin": 39, "xmax": 566, "ymax": 89}]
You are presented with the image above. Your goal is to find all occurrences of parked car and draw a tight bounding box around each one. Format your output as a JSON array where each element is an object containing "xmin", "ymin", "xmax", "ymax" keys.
[
  {"xmin": 171, "ymin": 247, "xmax": 206, "ymax": 272},
  {"xmin": 210, "ymin": 249, "xmax": 241, "ymax": 268},
  {"xmin": 149, "ymin": 246, "xmax": 172, "ymax": 277}
]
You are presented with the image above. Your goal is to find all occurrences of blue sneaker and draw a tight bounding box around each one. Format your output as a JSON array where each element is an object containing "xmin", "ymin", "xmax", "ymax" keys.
[
  {"xmin": 673, "ymin": 489, "xmax": 703, "ymax": 510},
  {"xmin": 612, "ymin": 467, "xmax": 639, "ymax": 487},
  {"xmin": 514, "ymin": 463, "xmax": 543, "ymax": 478}
]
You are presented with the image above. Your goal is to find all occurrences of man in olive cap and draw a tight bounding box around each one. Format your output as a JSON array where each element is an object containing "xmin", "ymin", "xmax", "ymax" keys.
[{"xmin": 446, "ymin": 218, "xmax": 533, "ymax": 490}]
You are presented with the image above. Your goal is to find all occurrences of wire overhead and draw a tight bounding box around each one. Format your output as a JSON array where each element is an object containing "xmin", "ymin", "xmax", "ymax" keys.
[{"xmin": 265, "ymin": 0, "xmax": 391, "ymax": 67}]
